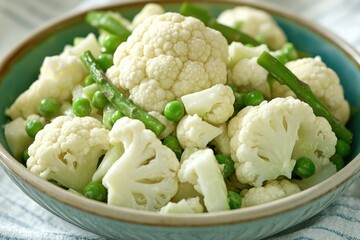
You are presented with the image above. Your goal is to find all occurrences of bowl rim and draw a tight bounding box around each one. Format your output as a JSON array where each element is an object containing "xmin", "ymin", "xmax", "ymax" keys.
[{"xmin": 1, "ymin": 0, "xmax": 360, "ymax": 227}]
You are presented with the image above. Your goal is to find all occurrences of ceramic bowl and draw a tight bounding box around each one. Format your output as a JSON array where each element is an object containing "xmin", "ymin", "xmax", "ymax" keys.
[{"xmin": 0, "ymin": 1, "xmax": 360, "ymax": 239}]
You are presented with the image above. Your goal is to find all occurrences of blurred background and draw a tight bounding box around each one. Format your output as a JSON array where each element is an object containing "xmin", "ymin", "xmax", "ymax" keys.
[{"xmin": 0, "ymin": 0, "xmax": 359, "ymax": 239}]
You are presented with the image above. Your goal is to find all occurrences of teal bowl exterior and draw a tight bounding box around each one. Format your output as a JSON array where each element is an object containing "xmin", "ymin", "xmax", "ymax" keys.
[{"xmin": 0, "ymin": 1, "xmax": 360, "ymax": 239}]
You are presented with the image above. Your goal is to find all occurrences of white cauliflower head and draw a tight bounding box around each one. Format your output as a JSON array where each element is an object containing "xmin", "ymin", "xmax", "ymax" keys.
[
  {"xmin": 178, "ymin": 149, "xmax": 229, "ymax": 212},
  {"xmin": 27, "ymin": 116, "xmax": 110, "ymax": 192},
  {"xmin": 102, "ymin": 117, "xmax": 179, "ymax": 211},
  {"xmin": 227, "ymin": 42, "xmax": 270, "ymax": 98},
  {"xmin": 242, "ymin": 179, "xmax": 300, "ymax": 207},
  {"xmin": 106, "ymin": 12, "xmax": 228, "ymax": 113},
  {"xmin": 217, "ymin": 6, "xmax": 287, "ymax": 49},
  {"xmin": 271, "ymin": 57, "xmax": 351, "ymax": 124},
  {"xmin": 211, "ymin": 123, "xmax": 231, "ymax": 156},
  {"xmin": 228, "ymin": 97, "xmax": 336, "ymax": 187},
  {"xmin": 181, "ymin": 84, "xmax": 235, "ymax": 125},
  {"xmin": 176, "ymin": 114, "xmax": 223, "ymax": 149}
]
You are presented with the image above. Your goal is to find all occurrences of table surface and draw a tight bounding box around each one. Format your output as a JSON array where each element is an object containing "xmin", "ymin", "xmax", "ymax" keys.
[{"xmin": 0, "ymin": 0, "xmax": 359, "ymax": 239}]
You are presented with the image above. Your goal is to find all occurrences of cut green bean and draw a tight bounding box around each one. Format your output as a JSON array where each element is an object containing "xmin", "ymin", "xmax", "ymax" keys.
[
  {"xmin": 81, "ymin": 50, "xmax": 166, "ymax": 136},
  {"xmin": 257, "ymin": 51, "xmax": 353, "ymax": 144},
  {"xmin": 180, "ymin": 2, "xmax": 260, "ymax": 46},
  {"xmin": 163, "ymin": 135, "xmax": 183, "ymax": 160},
  {"xmin": 85, "ymin": 11, "xmax": 131, "ymax": 41}
]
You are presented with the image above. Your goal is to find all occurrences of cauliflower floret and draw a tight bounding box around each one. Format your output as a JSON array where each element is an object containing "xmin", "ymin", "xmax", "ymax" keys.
[
  {"xmin": 6, "ymin": 55, "xmax": 86, "ymax": 119},
  {"xmin": 106, "ymin": 12, "xmax": 228, "ymax": 113},
  {"xmin": 62, "ymin": 33, "xmax": 101, "ymax": 59},
  {"xmin": 160, "ymin": 197, "xmax": 204, "ymax": 214},
  {"xmin": 211, "ymin": 123, "xmax": 231, "ymax": 156},
  {"xmin": 227, "ymin": 42, "xmax": 270, "ymax": 98},
  {"xmin": 272, "ymin": 57, "xmax": 350, "ymax": 124},
  {"xmin": 178, "ymin": 149, "xmax": 229, "ymax": 212},
  {"xmin": 27, "ymin": 116, "xmax": 109, "ymax": 192},
  {"xmin": 217, "ymin": 6, "xmax": 287, "ymax": 50},
  {"xmin": 149, "ymin": 111, "xmax": 176, "ymax": 139},
  {"xmin": 102, "ymin": 117, "xmax": 179, "ymax": 211},
  {"xmin": 181, "ymin": 84, "xmax": 235, "ymax": 125},
  {"xmin": 242, "ymin": 179, "xmax": 300, "ymax": 207},
  {"xmin": 130, "ymin": 3, "xmax": 165, "ymax": 29},
  {"xmin": 176, "ymin": 114, "xmax": 223, "ymax": 149},
  {"xmin": 228, "ymin": 97, "xmax": 336, "ymax": 187}
]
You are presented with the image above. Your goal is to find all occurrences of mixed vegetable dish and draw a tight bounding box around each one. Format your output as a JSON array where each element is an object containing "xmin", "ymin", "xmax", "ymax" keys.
[{"xmin": 3, "ymin": 2, "xmax": 353, "ymax": 213}]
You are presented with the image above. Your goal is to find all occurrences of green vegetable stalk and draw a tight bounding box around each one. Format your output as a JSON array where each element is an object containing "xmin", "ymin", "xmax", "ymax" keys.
[
  {"xmin": 257, "ymin": 51, "xmax": 353, "ymax": 144},
  {"xmin": 81, "ymin": 50, "xmax": 166, "ymax": 136},
  {"xmin": 180, "ymin": 2, "xmax": 260, "ymax": 46},
  {"xmin": 85, "ymin": 11, "xmax": 131, "ymax": 41}
]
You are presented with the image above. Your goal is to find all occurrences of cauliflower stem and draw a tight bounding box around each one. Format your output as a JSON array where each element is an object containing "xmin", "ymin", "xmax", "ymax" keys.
[
  {"xmin": 257, "ymin": 51, "xmax": 352, "ymax": 144},
  {"xmin": 81, "ymin": 50, "xmax": 166, "ymax": 136}
]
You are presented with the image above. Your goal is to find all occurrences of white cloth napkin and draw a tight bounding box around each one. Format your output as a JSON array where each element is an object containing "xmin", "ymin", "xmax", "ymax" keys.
[{"xmin": 0, "ymin": 0, "xmax": 359, "ymax": 239}]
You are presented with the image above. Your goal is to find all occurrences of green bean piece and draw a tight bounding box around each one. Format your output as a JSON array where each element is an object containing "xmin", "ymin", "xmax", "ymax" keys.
[
  {"xmin": 103, "ymin": 104, "xmax": 117, "ymax": 129},
  {"xmin": 85, "ymin": 11, "xmax": 131, "ymax": 41},
  {"xmin": 335, "ymin": 139, "xmax": 351, "ymax": 158},
  {"xmin": 72, "ymin": 98, "xmax": 92, "ymax": 117},
  {"xmin": 97, "ymin": 53, "xmax": 113, "ymax": 71},
  {"xmin": 25, "ymin": 119, "xmax": 44, "ymax": 138},
  {"xmin": 84, "ymin": 75, "xmax": 95, "ymax": 86},
  {"xmin": 92, "ymin": 90, "xmax": 109, "ymax": 109},
  {"xmin": 101, "ymin": 34, "xmax": 122, "ymax": 53},
  {"xmin": 81, "ymin": 50, "xmax": 166, "ymax": 136},
  {"xmin": 293, "ymin": 157, "xmax": 316, "ymax": 179},
  {"xmin": 38, "ymin": 98, "xmax": 59, "ymax": 118},
  {"xmin": 111, "ymin": 110, "xmax": 124, "ymax": 125},
  {"xmin": 257, "ymin": 51, "xmax": 353, "ymax": 144},
  {"xmin": 215, "ymin": 154, "xmax": 235, "ymax": 178},
  {"xmin": 164, "ymin": 101, "xmax": 185, "ymax": 122},
  {"xmin": 83, "ymin": 182, "xmax": 107, "ymax": 202},
  {"xmin": 163, "ymin": 135, "xmax": 183, "ymax": 160},
  {"xmin": 180, "ymin": 2, "xmax": 260, "ymax": 46},
  {"xmin": 228, "ymin": 191, "xmax": 242, "ymax": 209},
  {"xmin": 242, "ymin": 91, "xmax": 264, "ymax": 106},
  {"xmin": 330, "ymin": 154, "xmax": 345, "ymax": 171}
]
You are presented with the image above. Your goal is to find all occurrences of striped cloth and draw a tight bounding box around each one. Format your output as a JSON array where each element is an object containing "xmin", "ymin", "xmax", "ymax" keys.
[{"xmin": 0, "ymin": 0, "xmax": 359, "ymax": 239}]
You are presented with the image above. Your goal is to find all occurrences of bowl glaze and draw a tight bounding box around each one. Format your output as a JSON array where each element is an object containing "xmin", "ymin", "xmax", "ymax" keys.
[{"xmin": 0, "ymin": 1, "xmax": 360, "ymax": 239}]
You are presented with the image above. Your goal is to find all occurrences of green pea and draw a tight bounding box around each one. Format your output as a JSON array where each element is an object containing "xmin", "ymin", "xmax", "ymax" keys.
[
  {"xmin": 242, "ymin": 91, "xmax": 264, "ymax": 106},
  {"xmin": 163, "ymin": 135, "xmax": 183, "ymax": 160},
  {"xmin": 111, "ymin": 110, "xmax": 124, "ymax": 125},
  {"xmin": 215, "ymin": 154, "xmax": 235, "ymax": 178},
  {"xmin": 38, "ymin": 98, "xmax": 59, "ymax": 117},
  {"xmin": 330, "ymin": 154, "xmax": 345, "ymax": 171},
  {"xmin": 293, "ymin": 157, "xmax": 316, "ymax": 179},
  {"xmin": 25, "ymin": 119, "xmax": 44, "ymax": 138},
  {"xmin": 84, "ymin": 75, "xmax": 95, "ymax": 86},
  {"xmin": 101, "ymin": 34, "xmax": 122, "ymax": 53},
  {"xmin": 275, "ymin": 53, "xmax": 288, "ymax": 64},
  {"xmin": 72, "ymin": 98, "xmax": 92, "ymax": 117},
  {"xmin": 92, "ymin": 91, "xmax": 109, "ymax": 109},
  {"xmin": 83, "ymin": 182, "xmax": 107, "ymax": 202},
  {"xmin": 335, "ymin": 139, "xmax": 351, "ymax": 158},
  {"xmin": 164, "ymin": 101, "xmax": 185, "ymax": 122},
  {"xmin": 228, "ymin": 191, "xmax": 242, "ymax": 209},
  {"xmin": 97, "ymin": 53, "xmax": 113, "ymax": 71}
]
